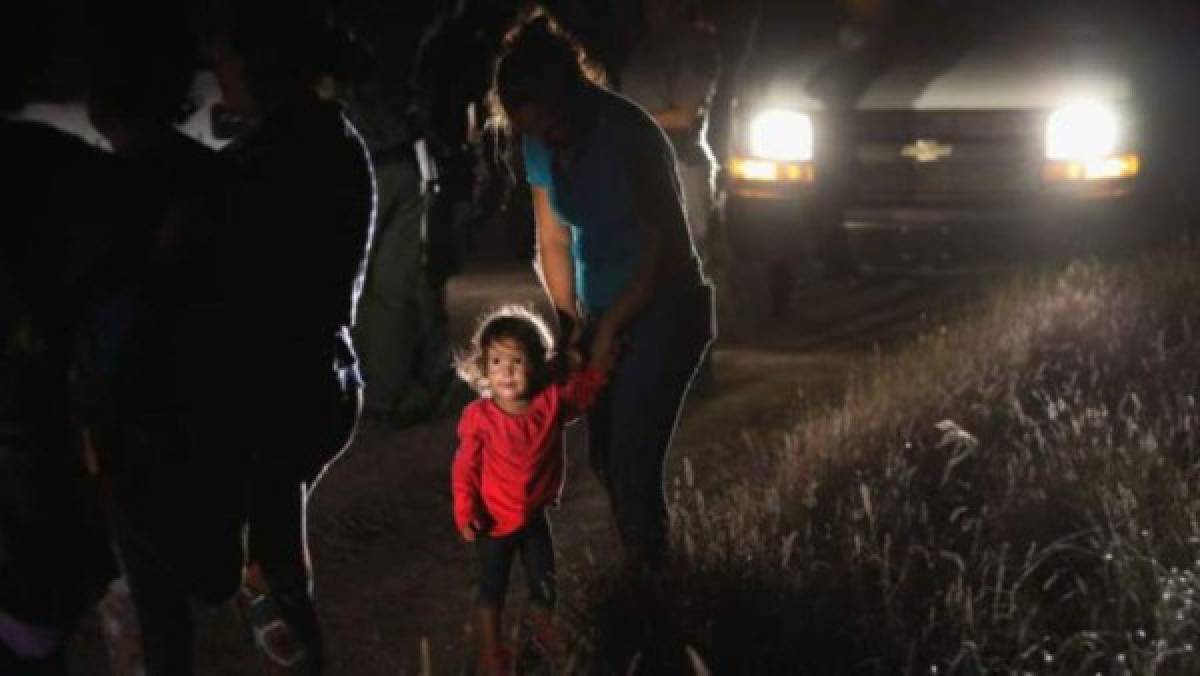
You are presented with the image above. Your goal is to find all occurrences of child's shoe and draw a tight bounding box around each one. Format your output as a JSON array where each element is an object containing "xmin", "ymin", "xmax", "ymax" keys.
[
  {"xmin": 476, "ymin": 646, "xmax": 515, "ymax": 676},
  {"xmin": 526, "ymin": 608, "xmax": 570, "ymax": 664}
]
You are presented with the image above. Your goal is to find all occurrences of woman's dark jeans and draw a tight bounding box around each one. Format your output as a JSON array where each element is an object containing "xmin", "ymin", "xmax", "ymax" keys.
[
  {"xmin": 475, "ymin": 510, "xmax": 556, "ymax": 609},
  {"xmin": 587, "ymin": 281, "xmax": 715, "ymax": 568}
]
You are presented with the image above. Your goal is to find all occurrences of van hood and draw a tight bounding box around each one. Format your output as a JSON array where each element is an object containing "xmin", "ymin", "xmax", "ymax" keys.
[
  {"xmin": 858, "ymin": 37, "xmax": 1132, "ymax": 110},
  {"xmin": 749, "ymin": 32, "xmax": 1132, "ymax": 113}
]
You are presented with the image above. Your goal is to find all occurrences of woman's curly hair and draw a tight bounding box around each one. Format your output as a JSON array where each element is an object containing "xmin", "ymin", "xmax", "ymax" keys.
[
  {"xmin": 455, "ymin": 304, "xmax": 556, "ymax": 397},
  {"xmin": 486, "ymin": 5, "xmax": 607, "ymax": 134}
]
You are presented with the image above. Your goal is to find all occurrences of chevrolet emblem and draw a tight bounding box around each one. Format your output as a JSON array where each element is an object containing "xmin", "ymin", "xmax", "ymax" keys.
[{"xmin": 901, "ymin": 139, "xmax": 954, "ymax": 163}]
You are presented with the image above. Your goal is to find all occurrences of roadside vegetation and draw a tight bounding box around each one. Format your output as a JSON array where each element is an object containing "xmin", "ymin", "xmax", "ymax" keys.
[{"xmin": 571, "ymin": 246, "xmax": 1200, "ymax": 675}]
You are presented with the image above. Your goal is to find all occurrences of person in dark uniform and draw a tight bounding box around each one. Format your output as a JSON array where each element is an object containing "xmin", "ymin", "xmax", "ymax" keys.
[
  {"xmin": 0, "ymin": 121, "xmax": 121, "ymax": 676},
  {"xmin": 0, "ymin": 117, "xmax": 122, "ymax": 676},
  {"xmin": 211, "ymin": 5, "xmax": 375, "ymax": 672},
  {"xmin": 0, "ymin": 3, "xmax": 121, "ymax": 673},
  {"xmin": 82, "ymin": 6, "xmax": 237, "ymax": 673}
]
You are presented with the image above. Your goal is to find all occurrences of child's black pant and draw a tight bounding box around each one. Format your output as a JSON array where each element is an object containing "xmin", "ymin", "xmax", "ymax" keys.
[{"xmin": 475, "ymin": 511, "xmax": 556, "ymax": 609}]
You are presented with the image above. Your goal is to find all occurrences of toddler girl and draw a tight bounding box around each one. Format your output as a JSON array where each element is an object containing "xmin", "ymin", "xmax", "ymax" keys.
[{"xmin": 451, "ymin": 305, "xmax": 604, "ymax": 675}]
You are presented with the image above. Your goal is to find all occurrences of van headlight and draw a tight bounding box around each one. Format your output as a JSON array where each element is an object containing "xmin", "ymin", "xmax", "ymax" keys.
[
  {"xmin": 1045, "ymin": 102, "xmax": 1119, "ymax": 161},
  {"xmin": 748, "ymin": 109, "xmax": 814, "ymax": 161},
  {"xmin": 1044, "ymin": 102, "xmax": 1139, "ymax": 182}
]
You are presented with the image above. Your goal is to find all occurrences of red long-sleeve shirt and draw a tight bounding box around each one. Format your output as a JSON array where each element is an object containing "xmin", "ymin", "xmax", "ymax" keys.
[{"xmin": 451, "ymin": 368, "xmax": 606, "ymax": 537}]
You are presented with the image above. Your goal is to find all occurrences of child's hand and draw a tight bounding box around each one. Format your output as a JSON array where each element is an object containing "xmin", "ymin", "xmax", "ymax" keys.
[
  {"xmin": 566, "ymin": 346, "xmax": 585, "ymax": 372},
  {"xmin": 560, "ymin": 313, "xmax": 588, "ymax": 373},
  {"xmin": 461, "ymin": 520, "xmax": 482, "ymax": 543}
]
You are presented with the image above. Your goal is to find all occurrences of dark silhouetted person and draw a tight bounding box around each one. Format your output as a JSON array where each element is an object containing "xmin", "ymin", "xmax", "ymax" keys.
[
  {"xmin": 211, "ymin": 5, "xmax": 375, "ymax": 672},
  {"xmin": 0, "ymin": 121, "xmax": 121, "ymax": 676},
  {"xmin": 353, "ymin": 141, "xmax": 457, "ymax": 424},
  {"xmin": 82, "ymin": 6, "xmax": 238, "ymax": 674},
  {"xmin": 620, "ymin": 0, "xmax": 719, "ymax": 264},
  {"xmin": 0, "ymin": 3, "xmax": 121, "ymax": 673}
]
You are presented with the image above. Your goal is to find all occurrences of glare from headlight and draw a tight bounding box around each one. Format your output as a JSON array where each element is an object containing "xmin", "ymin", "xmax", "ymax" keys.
[
  {"xmin": 1045, "ymin": 102, "xmax": 1120, "ymax": 161},
  {"xmin": 748, "ymin": 109, "xmax": 814, "ymax": 161}
]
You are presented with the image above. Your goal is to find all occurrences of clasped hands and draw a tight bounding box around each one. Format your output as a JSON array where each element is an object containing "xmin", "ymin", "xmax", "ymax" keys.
[{"xmin": 561, "ymin": 312, "xmax": 621, "ymax": 376}]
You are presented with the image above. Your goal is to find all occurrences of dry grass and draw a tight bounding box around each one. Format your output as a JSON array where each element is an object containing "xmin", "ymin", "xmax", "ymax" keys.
[{"xmin": 573, "ymin": 248, "xmax": 1200, "ymax": 675}]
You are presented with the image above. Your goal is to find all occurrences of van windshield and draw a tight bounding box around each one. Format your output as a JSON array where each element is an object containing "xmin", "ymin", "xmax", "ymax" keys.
[{"xmin": 753, "ymin": 0, "xmax": 1129, "ymax": 56}]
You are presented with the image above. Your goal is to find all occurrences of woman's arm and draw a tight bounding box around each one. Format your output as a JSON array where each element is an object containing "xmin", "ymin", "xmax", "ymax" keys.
[
  {"xmin": 588, "ymin": 214, "xmax": 661, "ymax": 373},
  {"xmin": 532, "ymin": 186, "xmax": 584, "ymax": 345},
  {"xmin": 589, "ymin": 129, "xmax": 693, "ymax": 372}
]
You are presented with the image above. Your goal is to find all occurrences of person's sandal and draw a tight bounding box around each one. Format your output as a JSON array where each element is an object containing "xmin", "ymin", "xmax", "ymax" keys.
[
  {"xmin": 526, "ymin": 610, "xmax": 570, "ymax": 665},
  {"xmin": 235, "ymin": 586, "xmax": 310, "ymax": 673},
  {"xmin": 476, "ymin": 646, "xmax": 515, "ymax": 676}
]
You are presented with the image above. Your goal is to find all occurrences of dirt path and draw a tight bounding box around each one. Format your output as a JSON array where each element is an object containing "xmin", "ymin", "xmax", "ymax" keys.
[
  {"xmin": 69, "ymin": 262, "xmax": 977, "ymax": 675},
  {"xmin": 308, "ymin": 265, "xmax": 845, "ymax": 675}
]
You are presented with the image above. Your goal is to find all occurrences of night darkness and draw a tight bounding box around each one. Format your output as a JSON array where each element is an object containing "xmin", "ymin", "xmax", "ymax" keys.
[{"xmin": 4, "ymin": 1, "xmax": 1200, "ymax": 675}]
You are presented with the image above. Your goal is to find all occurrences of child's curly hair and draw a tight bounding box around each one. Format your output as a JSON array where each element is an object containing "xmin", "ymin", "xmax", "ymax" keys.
[{"xmin": 455, "ymin": 304, "xmax": 556, "ymax": 397}]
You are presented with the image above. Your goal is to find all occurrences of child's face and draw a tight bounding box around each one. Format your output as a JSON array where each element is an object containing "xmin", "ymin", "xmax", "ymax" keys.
[{"xmin": 486, "ymin": 338, "xmax": 532, "ymax": 405}]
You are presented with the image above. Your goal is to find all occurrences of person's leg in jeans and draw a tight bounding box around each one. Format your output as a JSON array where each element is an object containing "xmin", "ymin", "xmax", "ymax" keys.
[
  {"xmin": 586, "ymin": 390, "xmax": 616, "ymax": 498},
  {"xmin": 116, "ymin": 510, "xmax": 242, "ymax": 676},
  {"xmin": 246, "ymin": 460, "xmax": 321, "ymax": 671},
  {"xmin": 110, "ymin": 415, "xmax": 244, "ymax": 676},
  {"xmin": 105, "ymin": 421, "xmax": 196, "ymax": 676},
  {"xmin": 117, "ymin": 493, "xmax": 244, "ymax": 676},
  {"xmin": 112, "ymin": 525, "xmax": 194, "ymax": 675},
  {"xmin": 242, "ymin": 374, "xmax": 357, "ymax": 672},
  {"xmin": 588, "ymin": 287, "xmax": 714, "ymax": 569},
  {"xmin": 243, "ymin": 411, "xmax": 321, "ymax": 670}
]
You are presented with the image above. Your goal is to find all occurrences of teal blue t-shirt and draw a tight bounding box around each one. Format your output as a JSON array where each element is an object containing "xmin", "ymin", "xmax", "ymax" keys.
[{"xmin": 523, "ymin": 87, "xmax": 681, "ymax": 313}]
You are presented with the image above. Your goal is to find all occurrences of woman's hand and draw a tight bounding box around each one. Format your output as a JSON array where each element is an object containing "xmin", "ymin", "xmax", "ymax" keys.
[
  {"xmin": 588, "ymin": 320, "xmax": 622, "ymax": 374},
  {"xmin": 555, "ymin": 308, "xmax": 588, "ymax": 372},
  {"xmin": 566, "ymin": 314, "xmax": 587, "ymax": 370}
]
